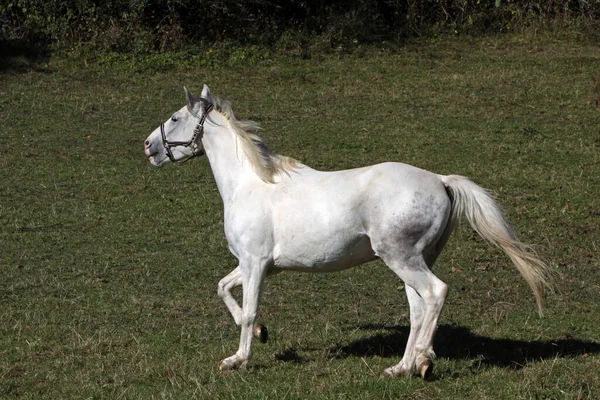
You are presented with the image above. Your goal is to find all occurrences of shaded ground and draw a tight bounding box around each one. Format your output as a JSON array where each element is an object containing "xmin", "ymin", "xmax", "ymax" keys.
[
  {"xmin": 326, "ymin": 324, "xmax": 600, "ymax": 370},
  {"xmin": 0, "ymin": 39, "xmax": 50, "ymax": 73}
]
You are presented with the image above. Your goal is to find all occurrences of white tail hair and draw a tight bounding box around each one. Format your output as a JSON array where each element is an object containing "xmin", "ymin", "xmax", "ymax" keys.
[{"xmin": 441, "ymin": 175, "xmax": 550, "ymax": 315}]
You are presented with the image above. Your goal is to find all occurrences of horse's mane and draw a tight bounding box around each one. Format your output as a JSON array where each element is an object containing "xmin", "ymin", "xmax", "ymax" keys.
[{"xmin": 209, "ymin": 96, "xmax": 300, "ymax": 184}]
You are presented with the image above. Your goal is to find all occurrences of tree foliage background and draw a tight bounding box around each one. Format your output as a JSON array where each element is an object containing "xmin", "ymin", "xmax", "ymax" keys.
[{"xmin": 1, "ymin": 0, "xmax": 599, "ymax": 52}]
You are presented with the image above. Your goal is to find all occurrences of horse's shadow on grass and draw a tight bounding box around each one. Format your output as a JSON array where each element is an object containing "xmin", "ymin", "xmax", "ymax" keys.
[
  {"xmin": 276, "ymin": 324, "xmax": 600, "ymax": 370},
  {"xmin": 325, "ymin": 324, "xmax": 600, "ymax": 370}
]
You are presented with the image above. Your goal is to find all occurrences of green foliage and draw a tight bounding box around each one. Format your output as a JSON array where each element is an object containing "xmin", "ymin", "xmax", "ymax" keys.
[{"xmin": 1, "ymin": 0, "xmax": 599, "ymax": 52}]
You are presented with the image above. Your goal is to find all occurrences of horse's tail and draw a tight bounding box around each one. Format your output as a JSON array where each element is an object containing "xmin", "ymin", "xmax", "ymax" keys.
[{"xmin": 440, "ymin": 174, "xmax": 550, "ymax": 316}]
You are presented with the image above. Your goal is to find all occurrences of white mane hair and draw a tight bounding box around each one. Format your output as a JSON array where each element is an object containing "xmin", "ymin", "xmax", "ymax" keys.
[{"xmin": 204, "ymin": 96, "xmax": 300, "ymax": 184}]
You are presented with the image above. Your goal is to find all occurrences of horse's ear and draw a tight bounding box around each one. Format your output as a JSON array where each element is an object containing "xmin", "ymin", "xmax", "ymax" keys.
[
  {"xmin": 184, "ymin": 86, "xmax": 195, "ymax": 105},
  {"xmin": 201, "ymin": 84, "xmax": 211, "ymax": 100},
  {"xmin": 184, "ymin": 86, "xmax": 203, "ymax": 115},
  {"xmin": 184, "ymin": 85, "xmax": 212, "ymax": 116}
]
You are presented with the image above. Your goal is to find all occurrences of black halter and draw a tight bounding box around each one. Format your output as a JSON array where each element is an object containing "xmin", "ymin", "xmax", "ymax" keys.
[{"xmin": 160, "ymin": 101, "xmax": 213, "ymax": 163}]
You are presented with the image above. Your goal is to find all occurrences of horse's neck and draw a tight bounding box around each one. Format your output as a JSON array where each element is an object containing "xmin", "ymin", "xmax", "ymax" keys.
[{"xmin": 202, "ymin": 117, "xmax": 259, "ymax": 206}]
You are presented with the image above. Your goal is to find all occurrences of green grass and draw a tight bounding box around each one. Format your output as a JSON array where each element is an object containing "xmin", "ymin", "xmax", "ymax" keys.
[{"xmin": 1, "ymin": 35, "xmax": 599, "ymax": 399}]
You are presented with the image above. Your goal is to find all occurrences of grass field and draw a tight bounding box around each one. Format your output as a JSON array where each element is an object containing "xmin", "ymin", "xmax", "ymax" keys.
[{"xmin": 1, "ymin": 35, "xmax": 599, "ymax": 399}]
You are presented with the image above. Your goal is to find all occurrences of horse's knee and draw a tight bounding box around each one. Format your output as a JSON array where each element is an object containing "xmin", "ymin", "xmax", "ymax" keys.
[
  {"xmin": 218, "ymin": 275, "xmax": 238, "ymax": 299},
  {"xmin": 217, "ymin": 279, "xmax": 228, "ymax": 298},
  {"xmin": 241, "ymin": 311, "xmax": 257, "ymax": 327}
]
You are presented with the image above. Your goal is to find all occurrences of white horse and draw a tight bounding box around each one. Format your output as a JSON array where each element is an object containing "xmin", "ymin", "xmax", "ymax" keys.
[{"xmin": 144, "ymin": 85, "xmax": 549, "ymax": 378}]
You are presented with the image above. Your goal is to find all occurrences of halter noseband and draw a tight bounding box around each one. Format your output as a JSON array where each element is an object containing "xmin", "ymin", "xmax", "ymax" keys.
[{"xmin": 160, "ymin": 100, "xmax": 213, "ymax": 163}]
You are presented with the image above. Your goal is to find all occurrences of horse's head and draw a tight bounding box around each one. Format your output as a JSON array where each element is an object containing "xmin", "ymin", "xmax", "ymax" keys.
[{"xmin": 144, "ymin": 85, "xmax": 214, "ymax": 167}]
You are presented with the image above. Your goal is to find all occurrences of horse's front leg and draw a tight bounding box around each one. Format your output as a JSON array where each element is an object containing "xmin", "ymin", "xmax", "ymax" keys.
[
  {"xmin": 219, "ymin": 259, "xmax": 268, "ymax": 370},
  {"xmin": 218, "ymin": 266, "xmax": 269, "ymax": 343},
  {"xmin": 218, "ymin": 267, "xmax": 243, "ymax": 325}
]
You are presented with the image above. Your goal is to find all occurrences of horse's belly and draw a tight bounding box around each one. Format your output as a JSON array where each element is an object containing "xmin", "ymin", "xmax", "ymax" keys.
[{"xmin": 272, "ymin": 232, "xmax": 377, "ymax": 272}]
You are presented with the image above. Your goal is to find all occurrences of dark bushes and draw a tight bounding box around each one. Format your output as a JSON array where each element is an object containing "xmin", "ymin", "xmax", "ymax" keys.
[{"xmin": 1, "ymin": 0, "xmax": 599, "ymax": 52}]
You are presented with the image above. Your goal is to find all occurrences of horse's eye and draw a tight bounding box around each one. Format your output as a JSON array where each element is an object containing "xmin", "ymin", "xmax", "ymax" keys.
[{"xmin": 171, "ymin": 115, "xmax": 178, "ymax": 122}]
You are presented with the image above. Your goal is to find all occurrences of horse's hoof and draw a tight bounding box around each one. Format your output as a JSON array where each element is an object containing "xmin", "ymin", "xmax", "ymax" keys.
[
  {"xmin": 219, "ymin": 357, "xmax": 246, "ymax": 370},
  {"xmin": 418, "ymin": 360, "xmax": 433, "ymax": 380},
  {"xmin": 253, "ymin": 323, "xmax": 268, "ymax": 343},
  {"xmin": 382, "ymin": 365, "xmax": 409, "ymax": 378}
]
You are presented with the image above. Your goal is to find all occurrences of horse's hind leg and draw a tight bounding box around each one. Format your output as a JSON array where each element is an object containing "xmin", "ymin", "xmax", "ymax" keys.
[
  {"xmin": 217, "ymin": 266, "xmax": 268, "ymax": 343},
  {"xmin": 411, "ymin": 269, "xmax": 447, "ymax": 379},
  {"xmin": 384, "ymin": 285, "xmax": 425, "ymax": 377},
  {"xmin": 381, "ymin": 257, "xmax": 448, "ymax": 378}
]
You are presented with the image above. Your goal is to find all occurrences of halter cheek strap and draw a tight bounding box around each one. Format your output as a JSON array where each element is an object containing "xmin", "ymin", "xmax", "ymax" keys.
[{"xmin": 161, "ymin": 102, "xmax": 213, "ymax": 163}]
